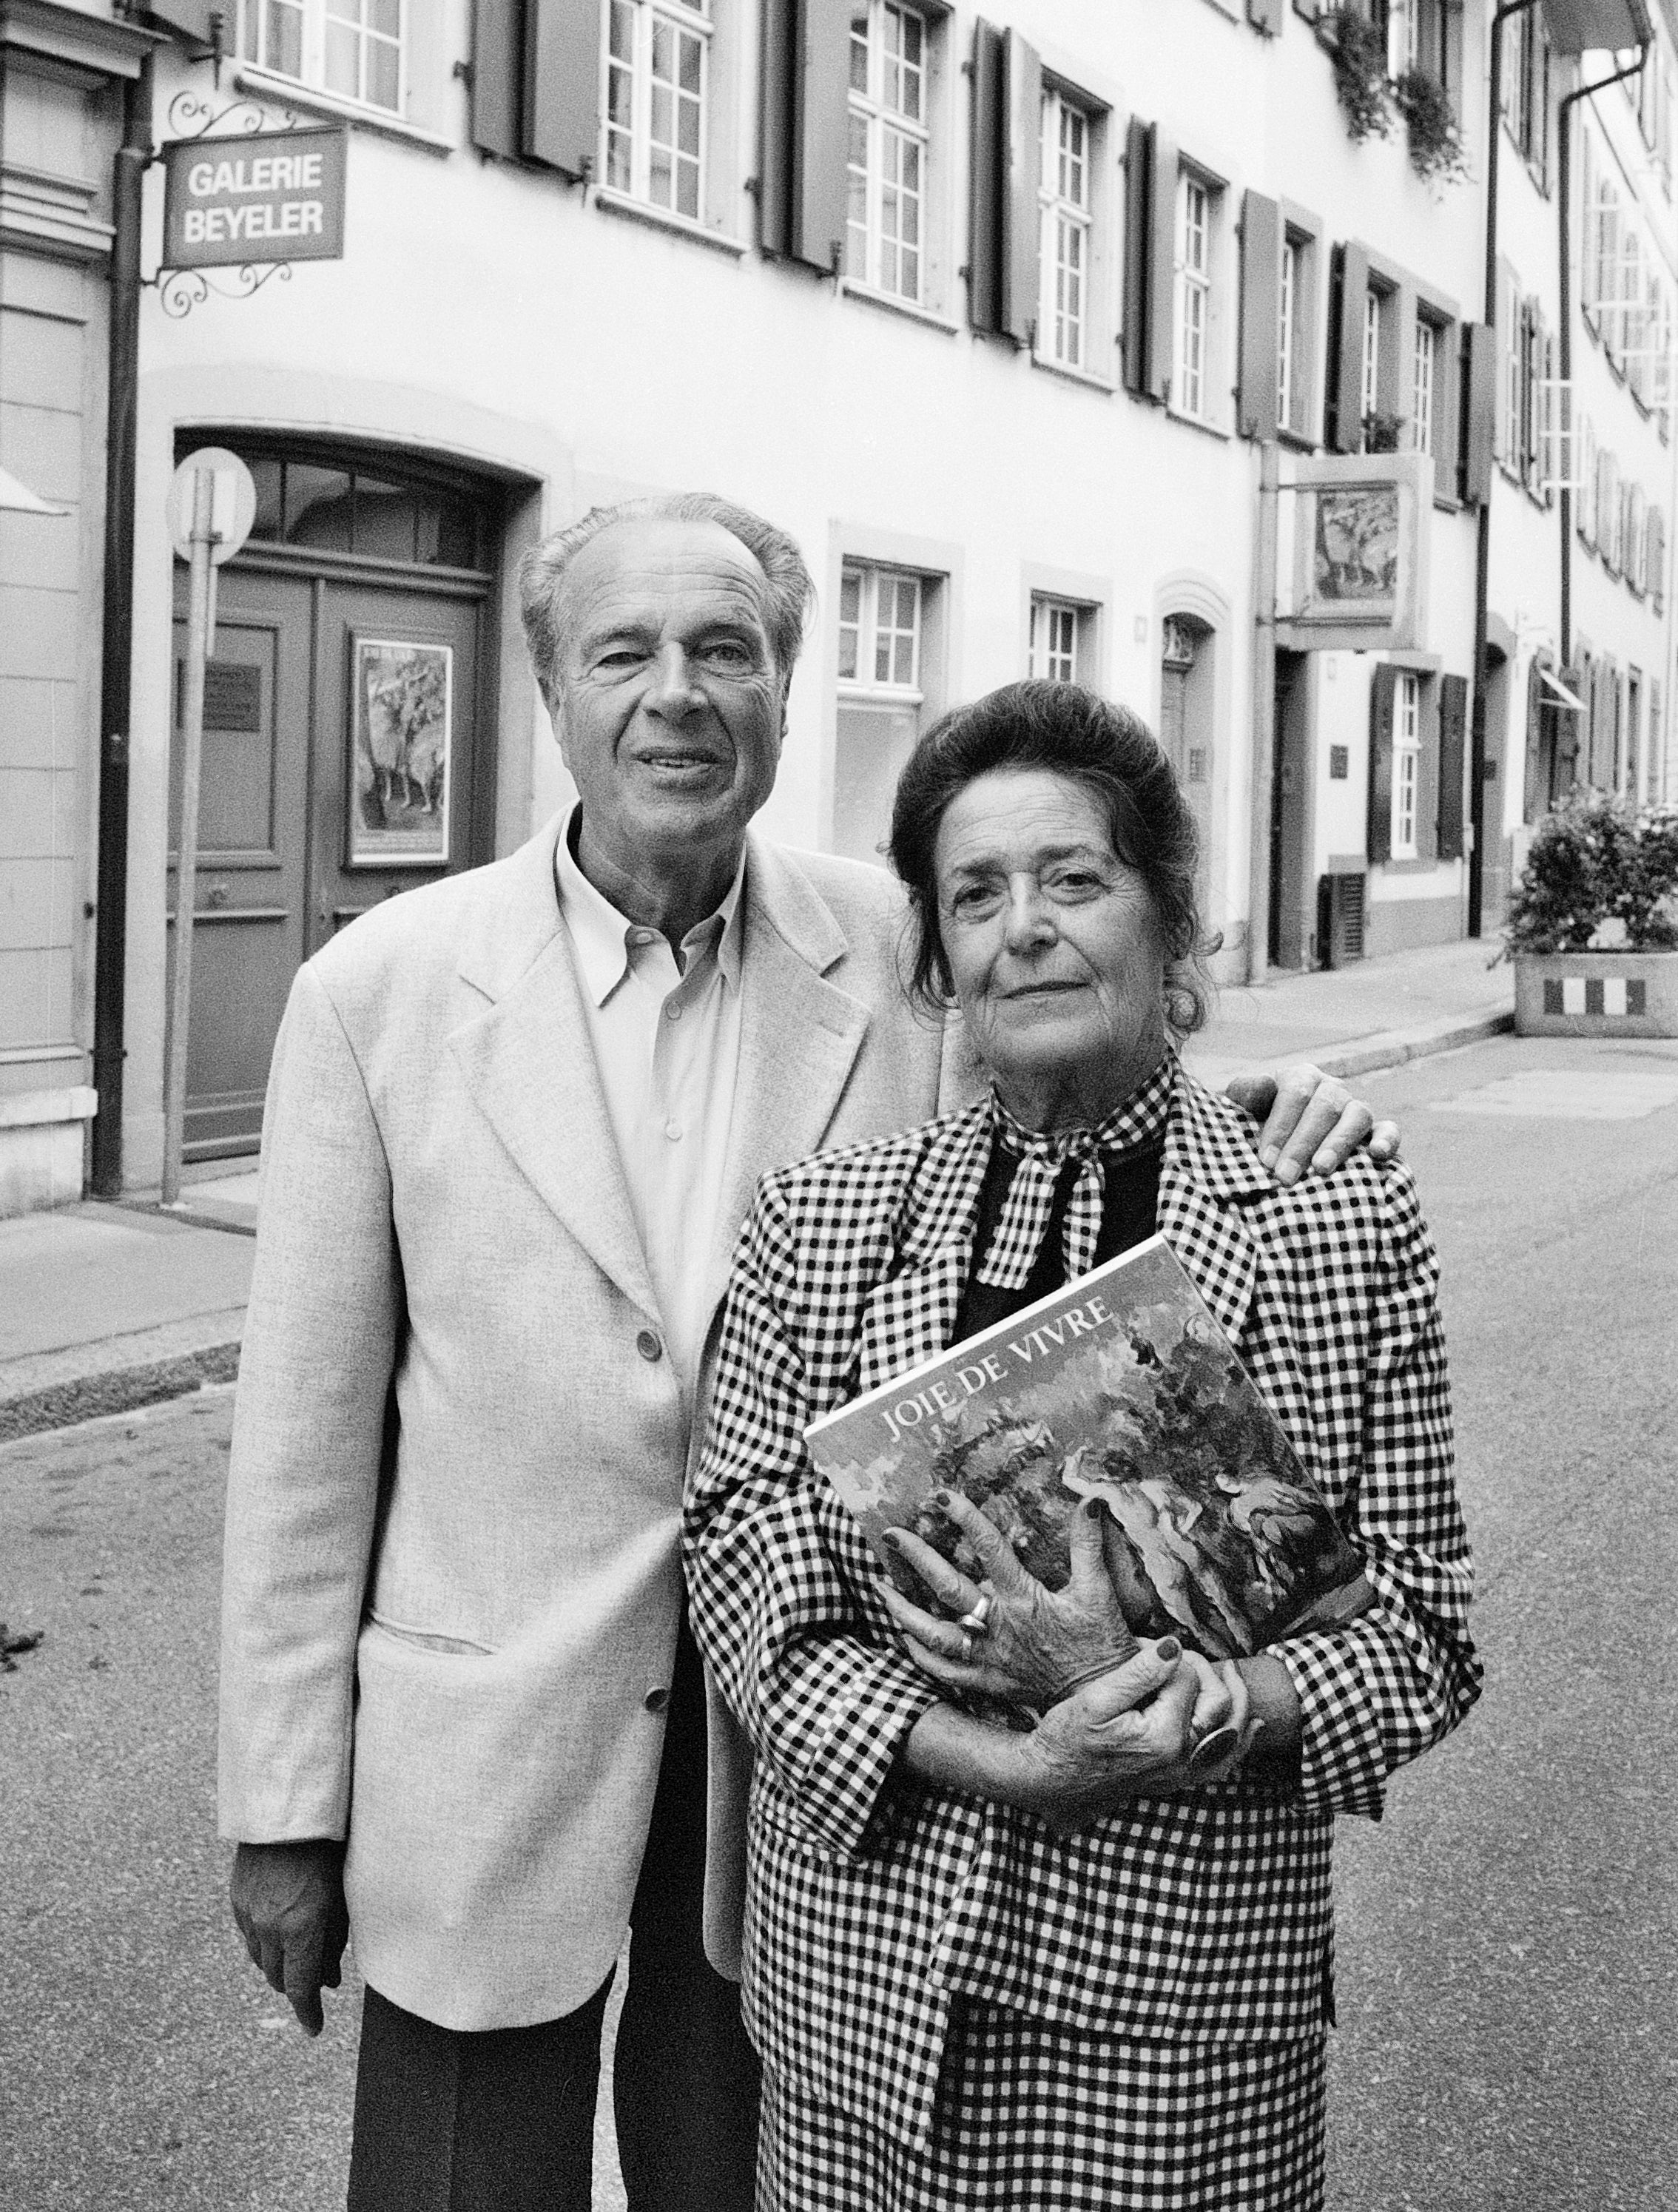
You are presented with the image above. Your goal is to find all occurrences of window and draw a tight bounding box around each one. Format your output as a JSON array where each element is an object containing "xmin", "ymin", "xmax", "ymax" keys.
[
  {"xmin": 1589, "ymin": 167, "xmax": 1621, "ymax": 351},
  {"xmin": 603, "ymin": 0, "xmax": 710, "ymax": 220},
  {"xmin": 1028, "ymin": 597, "xmax": 1081, "ymax": 683},
  {"xmin": 1392, "ymin": 670, "xmax": 1421, "ymax": 859},
  {"xmin": 237, "ymin": 0, "xmax": 402, "ymax": 110},
  {"xmin": 1175, "ymin": 172, "xmax": 1212, "ymax": 420},
  {"xmin": 1412, "ymin": 316, "xmax": 1436, "ymax": 456},
  {"xmin": 1578, "ymin": 415, "xmax": 1599, "ymax": 547},
  {"xmin": 236, "ymin": 450, "xmax": 485, "ymax": 567},
  {"xmin": 846, "ymin": 1, "xmax": 929, "ymax": 303},
  {"xmin": 1499, "ymin": 264, "xmax": 1524, "ymax": 473},
  {"xmin": 1598, "ymin": 448, "xmax": 1622, "ymax": 573},
  {"xmin": 839, "ymin": 563, "xmax": 922, "ymax": 691},
  {"xmin": 1038, "ymin": 88, "xmax": 1093, "ymax": 370},
  {"xmin": 1361, "ymin": 288, "xmax": 1382, "ymax": 433},
  {"xmin": 1503, "ymin": 6, "xmax": 1550, "ymax": 178}
]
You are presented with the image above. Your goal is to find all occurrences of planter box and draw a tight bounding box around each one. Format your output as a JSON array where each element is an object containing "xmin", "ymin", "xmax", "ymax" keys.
[{"xmin": 1513, "ymin": 951, "xmax": 1678, "ymax": 1039}]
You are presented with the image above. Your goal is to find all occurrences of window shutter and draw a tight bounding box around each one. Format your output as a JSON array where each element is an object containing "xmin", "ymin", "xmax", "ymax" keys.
[
  {"xmin": 1651, "ymin": 505, "xmax": 1666, "ymax": 613},
  {"xmin": 471, "ymin": 0, "xmax": 525, "ymax": 160},
  {"xmin": 1599, "ymin": 450, "xmax": 1620, "ymax": 572},
  {"xmin": 1330, "ymin": 241, "xmax": 1370, "ymax": 452},
  {"xmin": 1577, "ymin": 416, "xmax": 1597, "ymax": 547},
  {"xmin": 1247, "ymin": 0, "xmax": 1284, "ymax": 33},
  {"xmin": 1122, "ymin": 117, "xmax": 1153, "ymax": 394},
  {"xmin": 1367, "ymin": 664, "xmax": 1397, "ymax": 863},
  {"xmin": 1495, "ymin": 253, "xmax": 1519, "ymax": 467},
  {"xmin": 760, "ymin": 0, "xmax": 850, "ymax": 272},
  {"xmin": 968, "ymin": 20, "xmax": 1005, "ymax": 334},
  {"xmin": 1430, "ymin": 314, "xmax": 1460, "ymax": 500},
  {"xmin": 1523, "ymin": 658, "xmax": 1546, "ymax": 823},
  {"xmin": 1462, "ymin": 322, "xmax": 1496, "ymax": 504},
  {"xmin": 1000, "ymin": 29, "xmax": 1042, "ymax": 345},
  {"xmin": 1145, "ymin": 129, "xmax": 1179, "ymax": 403},
  {"xmin": 1438, "ymin": 673, "xmax": 1468, "ymax": 860},
  {"xmin": 1237, "ymin": 191, "xmax": 1282, "ymax": 440},
  {"xmin": 761, "ymin": 0, "xmax": 799, "ymax": 257},
  {"xmin": 523, "ymin": 0, "xmax": 599, "ymax": 178},
  {"xmin": 795, "ymin": 0, "xmax": 852, "ymax": 272}
]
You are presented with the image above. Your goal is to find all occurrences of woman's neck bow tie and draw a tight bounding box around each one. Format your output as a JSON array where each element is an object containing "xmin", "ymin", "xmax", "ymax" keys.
[{"xmin": 977, "ymin": 1070, "xmax": 1171, "ymax": 1292}]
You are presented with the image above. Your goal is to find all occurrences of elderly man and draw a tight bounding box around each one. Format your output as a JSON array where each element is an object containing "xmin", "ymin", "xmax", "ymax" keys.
[{"xmin": 220, "ymin": 492, "xmax": 1395, "ymax": 2211}]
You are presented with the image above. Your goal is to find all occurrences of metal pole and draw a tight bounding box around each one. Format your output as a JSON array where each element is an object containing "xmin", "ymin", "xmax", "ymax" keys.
[
  {"xmin": 161, "ymin": 469, "xmax": 215, "ymax": 1209},
  {"xmin": 1249, "ymin": 439, "xmax": 1280, "ymax": 982},
  {"xmin": 91, "ymin": 58, "xmax": 152, "ymax": 1198}
]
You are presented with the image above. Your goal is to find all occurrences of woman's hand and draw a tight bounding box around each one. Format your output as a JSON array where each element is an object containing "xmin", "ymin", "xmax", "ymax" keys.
[
  {"xmin": 1020, "ymin": 1646, "xmax": 1256, "ymax": 1828},
  {"xmin": 880, "ymin": 1488, "xmax": 1139, "ymax": 1711}
]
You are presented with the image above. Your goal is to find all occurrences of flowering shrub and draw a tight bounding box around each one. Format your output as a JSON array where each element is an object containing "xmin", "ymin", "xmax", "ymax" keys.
[
  {"xmin": 1393, "ymin": 70, "xmax": 1469, "ymax": 186},
  {"xmin": 1322, "ymin": 12, "xmax": 1394, "ymax": 144},
  {"xmin": 1504, "ymin": 790, "xmax": 1678, "ymax": 956}
]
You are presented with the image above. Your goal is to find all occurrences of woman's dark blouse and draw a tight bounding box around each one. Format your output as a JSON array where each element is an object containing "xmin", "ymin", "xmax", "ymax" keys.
[{"xmin": 953, "ymin": 1138, "xmax": 1164, "ymax": 1341}]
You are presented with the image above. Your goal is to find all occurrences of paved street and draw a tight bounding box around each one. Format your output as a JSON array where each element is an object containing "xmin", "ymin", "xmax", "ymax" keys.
[{"xmin": 2, "ymin": 1030, "xmax": 1674, "ymax": 2210}]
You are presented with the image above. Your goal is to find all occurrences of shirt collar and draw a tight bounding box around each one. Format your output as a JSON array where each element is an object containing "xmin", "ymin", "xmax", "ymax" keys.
[{"xmin": 553, "ymin": 805, "xmax": 747, "ymax": 1006}]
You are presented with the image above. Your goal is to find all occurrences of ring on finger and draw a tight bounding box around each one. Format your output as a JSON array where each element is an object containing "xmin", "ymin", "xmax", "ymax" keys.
[
  {"xmin": 957, "ymin": 1591, "xmax": 993, "ymax": 1636},
  {"xmin": 959, "ymin": 1631, "xmax": 974, "ymax": 1662}
]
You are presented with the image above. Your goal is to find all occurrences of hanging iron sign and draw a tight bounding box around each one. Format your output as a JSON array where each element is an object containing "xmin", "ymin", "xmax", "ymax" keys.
[{"xmin": 161, "ymin": 124, "xmax": 348, "ymax": 270}]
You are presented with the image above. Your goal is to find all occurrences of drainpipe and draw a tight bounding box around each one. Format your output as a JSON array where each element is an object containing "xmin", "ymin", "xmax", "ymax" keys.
[
  {"xmin": 1557, "ymin": 47, "xmax": 1649, "ymax": 673},
  {"xmin": 1471, "ymin": 0, "xmax": 1542, "ymax": 938},
  {"xmin": 91, "ymin": 57, "xmax": 153, "ymax": 1197}
]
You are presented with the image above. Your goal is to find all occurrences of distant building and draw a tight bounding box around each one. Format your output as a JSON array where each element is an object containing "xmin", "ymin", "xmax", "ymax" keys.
[{"xmin": 0, "ymin": 0, "xmax": 1667, "ymax": 1213}]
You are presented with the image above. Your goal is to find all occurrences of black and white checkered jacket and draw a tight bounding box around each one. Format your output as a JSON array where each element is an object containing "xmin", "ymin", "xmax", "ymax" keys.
[{"xmin": 684, "ymin": 1063, "xmax": 1480, "ymax": 2153}]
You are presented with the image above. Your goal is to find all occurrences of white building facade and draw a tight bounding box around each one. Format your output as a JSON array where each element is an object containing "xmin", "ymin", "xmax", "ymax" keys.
[{"xmin": 0, "ymin": 0, "xmax": 1667, "ymax": 1209}]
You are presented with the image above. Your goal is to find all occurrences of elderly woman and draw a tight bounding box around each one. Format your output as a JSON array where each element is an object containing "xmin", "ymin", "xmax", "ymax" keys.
[{"xmin": 684, "ymin": 682, "xmax": 1480, "ymax": 2212}]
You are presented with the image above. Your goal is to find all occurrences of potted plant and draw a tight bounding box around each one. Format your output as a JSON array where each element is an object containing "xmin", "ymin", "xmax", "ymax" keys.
[
  {"xmin": 1319, "ymin": 11, "xmax": 1395, "ymax": 144},
  {"xmin": 1504, "ymin": 789, "xmax": 1678, "ymax": 1036},
  {"xmin": 1392, "ymin": 70, "xmax": 1470, "ymax": 186}
]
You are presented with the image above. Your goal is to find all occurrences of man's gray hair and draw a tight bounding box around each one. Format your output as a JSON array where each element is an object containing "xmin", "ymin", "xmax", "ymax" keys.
[{"xmin": 518, "ymin": 492, "xmax": 815, "ymax": 703}]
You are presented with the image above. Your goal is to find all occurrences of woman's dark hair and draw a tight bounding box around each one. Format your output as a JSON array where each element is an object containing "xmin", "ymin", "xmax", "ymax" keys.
[{"xmin": 886, "ymin": 679, "xmax": 1215, "ymax": 1036}]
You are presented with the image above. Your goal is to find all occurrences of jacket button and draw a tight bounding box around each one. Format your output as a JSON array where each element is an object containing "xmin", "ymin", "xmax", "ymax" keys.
[
  {"xmin": 636, "ymin": 1329, "xmax": 662, "ymax": 1362},
  {"xmin": 644, "ymin": 1686, "xmax": 670, "ymax": 1713}
]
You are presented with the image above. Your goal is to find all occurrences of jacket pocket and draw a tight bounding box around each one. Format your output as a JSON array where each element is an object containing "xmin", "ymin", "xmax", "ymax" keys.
[{"xmin": 365, "ymin": 1611, "xmax": 495, "ymax": 1657}]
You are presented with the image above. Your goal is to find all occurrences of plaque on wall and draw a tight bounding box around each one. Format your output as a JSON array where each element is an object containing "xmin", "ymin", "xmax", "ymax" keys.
[{"xmin": 347, "ymin": 635, "xmax": 452, "ymax": 869}]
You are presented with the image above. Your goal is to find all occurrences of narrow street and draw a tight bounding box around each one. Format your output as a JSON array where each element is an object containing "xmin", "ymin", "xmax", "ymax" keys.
[{"xmin": 1, "ymin": 1031, "xmax": 1673, "ymax": 2211}]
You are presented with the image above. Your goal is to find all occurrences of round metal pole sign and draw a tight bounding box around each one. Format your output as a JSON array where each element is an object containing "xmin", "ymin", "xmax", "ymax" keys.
[{"xmin": 166, "ymin": 446, "xmax": 257, "ymax": 564}]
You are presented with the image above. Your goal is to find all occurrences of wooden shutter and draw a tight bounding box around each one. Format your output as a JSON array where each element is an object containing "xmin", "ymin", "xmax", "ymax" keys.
[
  {"xmin": 1122, "ymin": 116, "xmax": 1153, "ymax": 394},
  {"xmin": 1651, "ymin": 505, "xmax": 1666, "ymax": 613},
  {"xmin": 1367, "ymin": 664, "xmax": 1397, "ymax": 863},
  {"xmin": 1523, "ymin": 658, "xmax": 1546, "ymax": 823},
  {"xmin": 523, "ymin": 0, "xmax": 599, "ymax": 178},
  {"xmin": 1329, "ymin": 241, "xmax": 1370, "ymax": 452},
  {"xmin": 471, "ymin": 0, "xmax": 525, "ymax": 160},
  {"xmin": 796, "ymin": 0, "xmax": 852, "ymax": 272},
  {"xmin": 1429, "ymin": 314, "xmax": 1460, "ymax": 502},
  {"xmin": 968, "ymin": 20, "xmax": 1005, "ymax": 334},
  {"xmin": 1247, "ymin": 0, "xmax": 1284, "ymax": 32},
  {"xmin": 1462, "ymin": 322, "xmax": 1497, "ymax": 505},
  {"xmin": 1417, "ymin": 678, "xmax": 1441, "ymax": 863},
  {"xmin": 760, "ymin": 0, "xmax": 850, "ymax": 272},
  {"xmin": 1438, "ymin": 673, "xmax": 1468, "ymax": 860},
  {"xmin": 1599, "ymin": 450, "xmax": 1620, "ymax": 573},
  {"xmin": 1000, "ymin": 30, "xmax": 1042, "ymax": 345},
  {"xmin": 1237, "ymin": 191, "xmax": 1282, "ymax": 440},
  {"xmin": 1146, "ymin": 127, "xmax": 1179, "ymax": 402}
]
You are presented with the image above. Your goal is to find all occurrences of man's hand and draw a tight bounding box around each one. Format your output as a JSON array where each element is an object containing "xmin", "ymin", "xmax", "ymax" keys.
[
  {"xmin": 1224, "ymin": 1064, "xmax": 1401, "ymax": 1186},
  {"xmin": 230, "ymin": 1838, "xmax": 349, "ymax": 2037}
]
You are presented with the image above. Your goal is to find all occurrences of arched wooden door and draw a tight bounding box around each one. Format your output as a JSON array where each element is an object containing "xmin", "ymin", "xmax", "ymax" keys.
[{"xmin": 169, "ymin": 445, "xmax": 499, "ymax": 1160}]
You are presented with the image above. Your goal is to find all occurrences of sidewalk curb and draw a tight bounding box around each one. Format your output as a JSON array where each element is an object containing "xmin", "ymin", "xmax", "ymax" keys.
[
  {"xmin": 1313, "ymin": 1008, "xmax": 1515, "ymax": 1080},
  {"xmin": 0, "ymin": 1005, "xmax": 1512, "ymax": 1448},
  {"xmin": 0, "ymin": 1338, "xmax": 242, "ymax": 1445}
]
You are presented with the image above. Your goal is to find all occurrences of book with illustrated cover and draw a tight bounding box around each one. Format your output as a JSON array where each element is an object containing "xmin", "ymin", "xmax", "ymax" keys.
[{"xmin": 806, "ymin": 1235, "xmax": 1373, "ymax": 1662}]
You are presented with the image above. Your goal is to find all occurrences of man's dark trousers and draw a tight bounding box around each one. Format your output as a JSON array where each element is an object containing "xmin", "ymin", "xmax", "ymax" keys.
[{"xmin": 346, "ymin": 1613, "xmax": 760, "ymax": 2210}]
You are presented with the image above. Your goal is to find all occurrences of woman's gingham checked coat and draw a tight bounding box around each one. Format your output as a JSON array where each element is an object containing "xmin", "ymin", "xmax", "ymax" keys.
[{"xmin": 684, "ymin": 1064, "xmax": 1480, "ymax": 2155}]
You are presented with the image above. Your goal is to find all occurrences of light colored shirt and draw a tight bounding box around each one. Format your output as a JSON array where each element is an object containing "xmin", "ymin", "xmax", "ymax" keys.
[{"xmin": 554, "ymin": 809, "xmax": 747, "ymax": 1403}]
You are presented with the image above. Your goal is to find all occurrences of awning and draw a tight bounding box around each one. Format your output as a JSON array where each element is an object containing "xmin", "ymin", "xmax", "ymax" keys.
[
  {"xmin": 1540, "ymin": 667, "xmax": 1588, "ymax": 713},
  {"xmin": 1542, "ymin": 0, "xmax": 1655, "ymax": 57}
]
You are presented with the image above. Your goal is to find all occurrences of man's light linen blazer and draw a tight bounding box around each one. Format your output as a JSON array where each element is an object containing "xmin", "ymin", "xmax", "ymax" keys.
[{"xmin": 218, "ymin": 814, "xmax": 967, "ymax": 2031}]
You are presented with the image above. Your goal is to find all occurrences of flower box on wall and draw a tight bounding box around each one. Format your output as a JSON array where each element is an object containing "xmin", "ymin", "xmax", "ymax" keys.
[{"xmin": 1513, "ymin": 951, "xmax": 1678, "ymax": 1039}]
